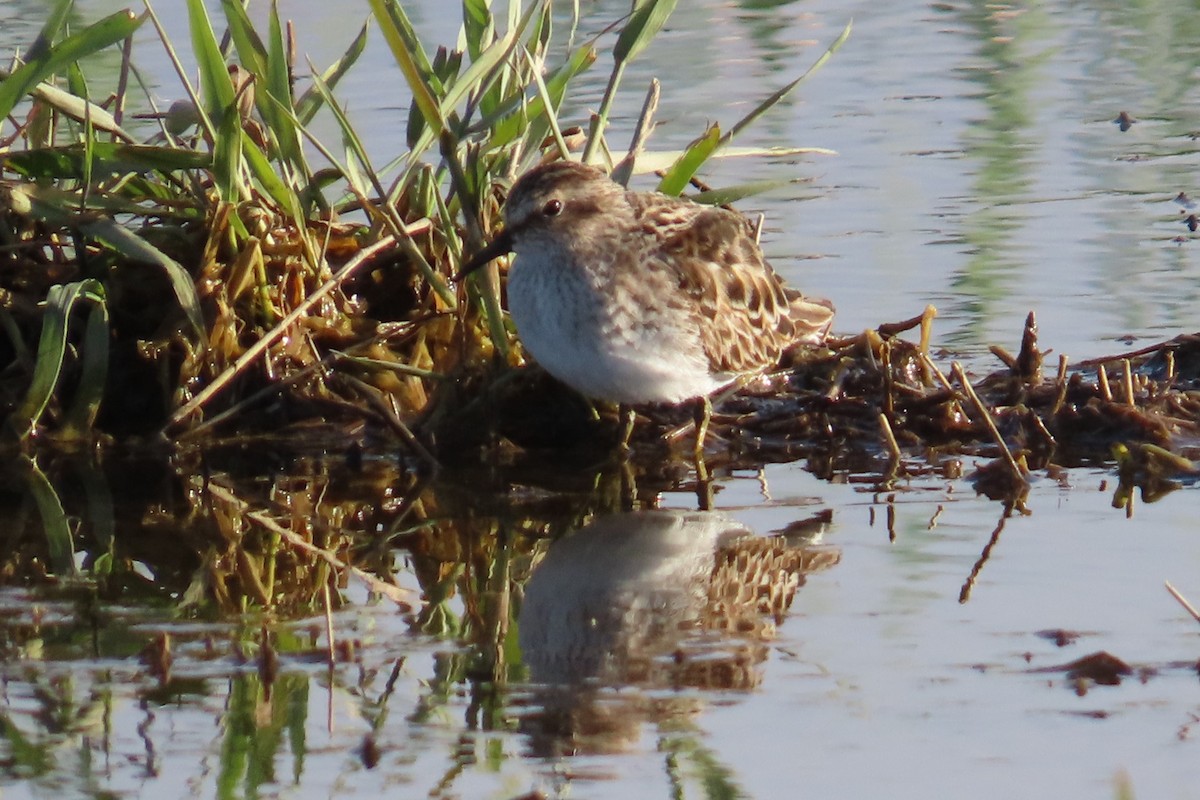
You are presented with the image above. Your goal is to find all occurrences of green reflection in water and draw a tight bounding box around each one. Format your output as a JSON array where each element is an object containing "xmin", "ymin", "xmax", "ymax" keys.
[
  {"xmin": 734, "ymin": 0, "xmax": 806, "ymax": 71},
  {"xmin": 217, "ymin": 673, "xmax": 309, "ymax": 800},
  {"xmin": 1070, "ymin": 0, "xmax": 1200, "ymax": 336},
  {"xmin": 947, "ymin": 1, "xmax": 1053, "ymax": 348}
]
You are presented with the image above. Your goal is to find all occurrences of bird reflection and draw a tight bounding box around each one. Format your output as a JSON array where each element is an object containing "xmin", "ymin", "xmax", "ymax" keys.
[{"xmin": 517, "ymin": 509, "xmax": 839, "ymax": 757}]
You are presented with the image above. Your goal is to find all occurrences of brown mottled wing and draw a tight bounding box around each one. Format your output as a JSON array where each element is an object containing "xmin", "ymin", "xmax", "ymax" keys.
[{"xmin": 644, "ymin": 202, "xmax": 831, "ymax": 373}]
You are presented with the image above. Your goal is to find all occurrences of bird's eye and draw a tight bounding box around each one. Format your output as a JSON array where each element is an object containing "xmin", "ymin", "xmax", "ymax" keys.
[{"xmin": 542, "ymin": 199, "xmax": 563, "ymax": 217}]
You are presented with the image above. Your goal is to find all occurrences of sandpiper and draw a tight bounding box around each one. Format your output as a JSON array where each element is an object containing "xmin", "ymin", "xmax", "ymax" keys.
[{"xmin": 458, "ymin": 160, "xmax": 834, "ymax": 446}]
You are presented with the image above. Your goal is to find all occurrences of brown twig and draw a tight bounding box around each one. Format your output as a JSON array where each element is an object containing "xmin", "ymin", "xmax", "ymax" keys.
[
  {"xmin": 951, "ymin": 362, "xmax": 1027, "ymax": 486},
  {"xmin": 989, "ymin": 345, "xmax": 1016, "ymax": 370},
  {"xmin": 878, "ymin": 307, "xmax": 934, "ymax": 339},
  {"xmin": 612, "ymin": 79, "xmax": 660, "ymax": 187},
  {"xmin": 339, "ymin": 374, "xmax": 439, "ymax": 467},
  {"xmin": 880, "ymin": 341, "xmax": 895, "ymax": 417},
  {"xmin": 323, "ymin": 582, "xmax": 336, "ymax": 668},
  {"xmin": 1165, "ymin": 580, "xmax": 1200, "ymax": 625},
  {"xmin": 920, "ymin": 350, "xmax": 957, "ymax": 395},
  {"xmin": 928, "ymin": 504, "xmax": 944, "ymax": 530},
  {"xmin": 960, "ymin": 510, "xmax": 1008, "ymax": 603},
  {"xmin": 1052, "ymin": 354, "xmax": 1070, "ymax": 414}
]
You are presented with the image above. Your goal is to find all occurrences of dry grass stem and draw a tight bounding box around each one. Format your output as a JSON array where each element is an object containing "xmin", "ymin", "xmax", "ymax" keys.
[
  {"xmin": 1052, "ymin": 354, "xmax": 1070, "ymax": 414},
  {"xmin": 1098, "ymin": 364, "xmax": 1112, "ymax": 401},
  {"xmin": 879, "ymin": 412, "xmax": 901, "ymax": 461},
  {"xmin": 950, "ymin": 361, "xmax": 1027, "ymax": 487}
]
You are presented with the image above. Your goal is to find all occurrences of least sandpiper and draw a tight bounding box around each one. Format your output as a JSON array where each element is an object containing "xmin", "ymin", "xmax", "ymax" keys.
[{"xmin": 458, "ymin": 160, "xmax": 834, "ymax": 436}]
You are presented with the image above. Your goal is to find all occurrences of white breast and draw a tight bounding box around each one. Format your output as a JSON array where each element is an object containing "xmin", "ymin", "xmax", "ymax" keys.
[{"xmin": 507, "ymin": 251, "xmax": 723, "ymax": 405}]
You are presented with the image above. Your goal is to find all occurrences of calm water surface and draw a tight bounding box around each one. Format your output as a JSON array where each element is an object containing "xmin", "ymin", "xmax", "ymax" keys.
[{"xmin": 1, "ymin": 1, "xmax": 1199, "ymax": 798}]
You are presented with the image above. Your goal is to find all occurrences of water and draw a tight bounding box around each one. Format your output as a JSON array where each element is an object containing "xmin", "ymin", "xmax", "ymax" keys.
[{"xmin": 2, "ymin": 1, "xmax": 1200, "ymax": 798}]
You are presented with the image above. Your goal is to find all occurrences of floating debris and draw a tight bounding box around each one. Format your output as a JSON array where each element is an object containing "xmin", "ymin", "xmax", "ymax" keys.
[
  {"xmin": 1035, "ymin": 629, "xmax": 1083, "ymax": 647},
  {"xmin": 1050, "ymin": 650, "xmax": 1133, "ymax": 686}
]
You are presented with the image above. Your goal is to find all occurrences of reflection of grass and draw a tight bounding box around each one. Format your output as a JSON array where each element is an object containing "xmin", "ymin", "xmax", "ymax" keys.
[
  {"xmin": 947, "ymin": 3, "xmax": 1052, "ymax": 347},
  {"xmin": 0, "ymin": 713, "xmax": 53, "ymax": 780},
  {"xmin": 217, "ymin": 674, "xmax": 310, "ymax": 799},
  {"xmin": 662, "ymin": 732, "xmax": 745, "ymax": 800}
]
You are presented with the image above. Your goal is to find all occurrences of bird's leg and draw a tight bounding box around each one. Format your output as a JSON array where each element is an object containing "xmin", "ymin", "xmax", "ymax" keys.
[
  {"xmin": 618, "ymin": 403, "xmax": 636, "ymax": 455},
  {"xmin": 693, "ymin": 397, "xmax": 712, "ymax": 509},
  {"xmin": 692, "ymin": 396, "xmax": 712, "ymax": 459},
  {"xmin": 696, "ymin": 472, "xmax": 713, "ymax": 511},
  {"xmin": 619, "ymin": 457, "xmax": 637, "ymax": 511}
]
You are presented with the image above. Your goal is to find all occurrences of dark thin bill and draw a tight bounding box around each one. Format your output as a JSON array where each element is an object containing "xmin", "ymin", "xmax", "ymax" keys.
[{"xmin": 454, "ymin": 229, "xmax": 514, "ymax": 280}]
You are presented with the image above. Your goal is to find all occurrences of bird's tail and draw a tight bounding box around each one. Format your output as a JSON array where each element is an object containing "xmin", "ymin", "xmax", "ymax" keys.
[{"xmin": 784, "ymin": 289, "xmax": 835, "ymax": 346}]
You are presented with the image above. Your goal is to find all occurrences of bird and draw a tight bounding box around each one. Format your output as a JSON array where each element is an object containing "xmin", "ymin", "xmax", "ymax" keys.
[{"xmin": 457, "ymin": 159, "xmax": 834, "ymax": 449}]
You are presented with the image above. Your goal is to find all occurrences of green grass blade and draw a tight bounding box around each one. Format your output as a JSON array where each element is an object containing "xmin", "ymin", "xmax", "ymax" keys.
[
  {"xmin": 529, "ymin": 0, "xmax": 555, "ymax": 56},
  {"xmin": 218, "ymin": 0, "xmax": 268, "ymax": 75},
  {"xmin": 213, "ymin": 94, "xmax": 245, "ymax": 201},
  {"xmin": 720, "ymin": 19, "xmax": 852, "ymax": 146},
  {"xmin": 581, "ymin": 62, "xmax": 623, "ymax": 164},
  {"xmin": 294, "ymin": 20, "xmax": 369, "ymax": 125},
  {"xmin": 565, "ymin": 0, "xmax": 580, "ymax": 48},
  {"xmin": 522, "ymin": 49, "xmax": 572, "ymax": 159},
  {"xmin": 78, "ymin": 219, "xmax": 205, "ymax": 339},
  {"xmin": 11, "ymin": 280, "xmax": 102, "ymax": 439},
  {"xmin": 613, "ymin": 0, "xmax": 678, "ymax": 64},
  {"xmin": 0, "ymin": 309, "xmax": 31, "ymax": 368},
  {"xmin": 22, "ymin": 460, "xmax": 76, "ymax": 577},
  {"xmin": 80, "ymin": 79, "xmax": 95, "ymax": 210},
  {"xmin": 583, "ymin": 0, "xmax": 679, "ymax": 164},
  {"xmin": 186, "ymin": 0, "xmax": 236, "ymax": 128},
  {"xmin": 25, "ymin": 0, "xmax": 73, "ymax": 62},
  {"xmin": 473, "ymin": 43, "xmax": 595, "ymax": 145},
  {"xmin": 1, "ymin": 142, "xmax": 212, "ymax": 179},
  {"xmin": 74, "ymin": 460, "xmax": 115, "ymax": 553},
  {"xmin": 462, "ymin": 0, "xmax": 494, "ymax": 61},
  {"xmin": 66, "ymin": 59, "xmax": 87, "ymax": 100},
  {"xmin": 0, "ymin": 9, "xmax": 144, "ymax": 122},
  {"xmin": 264, "ymin": 5, "xmax": 303, "ymax": 169},
  {"xmin": 440, "ymin": 2, "xmax": 547, "ymax": 127},
  {"xmin": 368, "ymin": 0, "xmax": 446, "ymax": 136},
  {"xmin": 407, "ymin": 47, "xmax": 462, "ymax": 149},
  {"xmin": 690, "ymin": 178, "xmax": 800, "ymax": 205},
  {"xmin": 62, "ymin": 285, "xmax": 109, "ymax": 436},
  {"xmin": 304, "ymin": 65, "xmax": 383, "ymax": 201},
  {"xmin": 656, "ymin": 123, "xmax": 720, "ymax": 196},
  {"xmin": 241, "ymin": 134, "xmax": 300, "ymax": 214},
  {"xmin": 220, "ymin": 0, "xmax": 304, "ymax": 173},
  {"xmin": 184, "ymin": 0, "xmax": 247, "ymax": 202}
]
